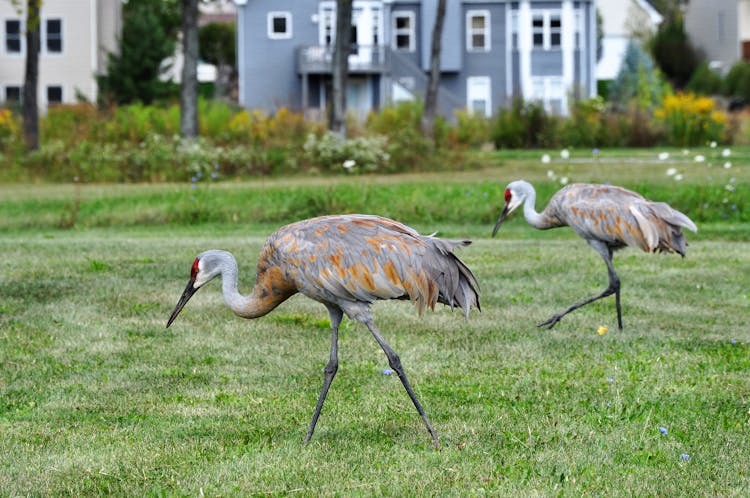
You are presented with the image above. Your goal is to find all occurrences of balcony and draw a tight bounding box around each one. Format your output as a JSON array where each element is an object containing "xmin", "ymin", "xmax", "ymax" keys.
[{"xmin": 297, "ymin": 45, "xmax": 388, "ymax": 74}]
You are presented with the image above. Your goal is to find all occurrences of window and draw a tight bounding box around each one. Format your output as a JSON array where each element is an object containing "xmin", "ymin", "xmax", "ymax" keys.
[
  {"xmin": 511, "ymin": 11, "xmax": 519, "ymax": 50},
  {"xmin": 467, "ymin": 10, "xmax": 490, "ymax": 52},
  {"xmin": 47, "ymin": 85, "xmax": 63, "ymax": 105},
  {"xmin": 467, "ymin": 76, "xmax": 491, "ymax": 117},
  {"xmin": 5, "ymin": 19, "xmax": 22, "ymax": 54},
  {"xmin": 45, "ymin": 18, "xmax": 62, "ymax": 53},
  {"xmin": 267, "ymin": 11, "xmax": 292, "ymax": 40},
  {"xmin": 532, "ymin": 11, "xmax": 562, "ymax": 50},
  {"xmin": 392, "ymin": 11, "xmax": 415, "ymax": 51},
  {"xmin": 320, "ymin": 6, "xmax": 334, "ymax": 46},
  {"xmin": 531, "ymin": 77, "xmax": 564, "ymax": 114},
  {"xmin": 5, "ymin": 86, "xmax": 21, "ymax": 102}
]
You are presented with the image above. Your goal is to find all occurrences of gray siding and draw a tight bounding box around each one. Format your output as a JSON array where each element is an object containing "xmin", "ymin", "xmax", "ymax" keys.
[
  {"xmin": 420, "ymin": 0, "xmax": 462, "ymax": 71},
  {"xmin": 239, "ymin": 0, "xmax": 318, "ymax": 111},
  {"xmin": 531, "ymin": 51, "xmax": 562, "ymax": 76}
]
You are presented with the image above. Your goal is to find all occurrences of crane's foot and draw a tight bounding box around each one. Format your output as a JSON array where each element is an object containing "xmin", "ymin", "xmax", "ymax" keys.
[{"xmin": 537, "ymin": 313, "xmax": 564, "ymax": 329}]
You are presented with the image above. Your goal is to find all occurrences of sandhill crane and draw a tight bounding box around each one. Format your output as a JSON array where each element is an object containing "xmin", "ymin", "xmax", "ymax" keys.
[
  {"xmin": 492, "ymin": 180, "xmax": 697, "ymax": 330},
  {"xmin": 166, "ymin": 214, "xmax": 480, "ymax": 447}
]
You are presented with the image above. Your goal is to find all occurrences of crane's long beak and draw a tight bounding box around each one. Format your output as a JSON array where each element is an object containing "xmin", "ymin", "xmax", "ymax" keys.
[
  {"xmin": 166, "ymin": 278, "xmax": 198, "ymax": 328},
  {"xmin": 492, "ymin": 204, "xmax": 510, "ymax": 237}
]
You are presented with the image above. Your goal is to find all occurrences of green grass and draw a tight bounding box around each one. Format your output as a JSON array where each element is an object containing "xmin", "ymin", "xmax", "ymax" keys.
[{"xmin": 1, "ymin": 158, "xmax": 748, "ymax": 495}]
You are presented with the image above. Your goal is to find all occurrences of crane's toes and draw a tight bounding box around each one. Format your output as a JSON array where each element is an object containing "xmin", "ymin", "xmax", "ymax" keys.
[{"xmin": 537, "ymin": 314, "xmax": 562, "ymax": 329}]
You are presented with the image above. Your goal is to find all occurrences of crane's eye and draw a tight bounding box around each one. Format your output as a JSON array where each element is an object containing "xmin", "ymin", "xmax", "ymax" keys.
[
  {"xmin": 191, "ymin": 258, "xmax": 200, "ymax": 279},
  {"xmin": 504, "ymin": 189, "xmax": 512, "ymax": 203}
]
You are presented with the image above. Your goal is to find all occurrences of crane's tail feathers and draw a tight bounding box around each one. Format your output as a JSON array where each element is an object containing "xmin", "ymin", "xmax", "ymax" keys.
[
  {"xmin": 631, "ymin": 202, "xmax": 697, "ymax": 257},
  {"xmin": 424, "ymin": 238, "xmax": 480, "ymax": 319}
]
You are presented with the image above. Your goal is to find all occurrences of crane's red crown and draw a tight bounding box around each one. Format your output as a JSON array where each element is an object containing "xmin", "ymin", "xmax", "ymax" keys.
[
  {"xmin": 504, "ymin": 188, "xmax": 512, "ymax": 203},
  {"xmin": 191, "ymin": 258, "xmax": 200, "ymax": 279}
]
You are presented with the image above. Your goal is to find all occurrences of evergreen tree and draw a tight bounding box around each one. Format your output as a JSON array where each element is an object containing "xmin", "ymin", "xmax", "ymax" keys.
[
  {"xmin": 97, "ymin": 0, "xmax": 180, "ymax": 104},
  {"xmin": 608, "ymin": 41, "xmax": 667, "ymax": 111},
  {"xmin": 650, "ymin": 15, "xmax": 700, "ymax": 88}
]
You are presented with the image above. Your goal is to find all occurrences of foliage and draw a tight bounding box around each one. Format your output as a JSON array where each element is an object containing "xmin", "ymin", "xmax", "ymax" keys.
[
  {"xmin": 303, "ymin": 131, "xmax": 390, "ymax": 174},
  {"xmin": 650, "ymin": 15, "xmax": 701, "ymax": 88},
  {"xmin": 492, "ymin": 98, "xmax": 559, "ymax": 149},
  {"xmin": 199, "ymin": 22, "xmax": 236, "ymax": 68},
  {"xmin": 97, "ymin": 0, "xmax": 181, "ymax": 104},
  {"xmin": 365, "ymin": 101, "xmax": 437, "ymax": 170},
  {"xmin": 0, "ymin": 108, "xmax": 20, "ymax": 149},
  {"xmin": 723, "ymin": 61, "xmax": 750, "ymax": 101},
  {"xmin": 609, "ymin": 41, "xmax": 669, "ymax": 112},
  {"xmin": 686, "ymin": 62, "xmax": 724, "ymax": 96},
  {"xmin": 451, "ymin": 110, "xmax": 493, "ymax": 148},
  {"xmin": 654, "ymin": 93, "xmax": 728, "ymax": 146}
]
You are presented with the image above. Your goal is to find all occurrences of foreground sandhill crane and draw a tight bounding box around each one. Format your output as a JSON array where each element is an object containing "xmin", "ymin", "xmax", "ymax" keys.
[
  {"xmin": 167, "ymin": 214, "xmax": 480, "ymax": 447},
  {"xmin": 492, "ymin": 180, "xmax": 697, "ymax": 330}
]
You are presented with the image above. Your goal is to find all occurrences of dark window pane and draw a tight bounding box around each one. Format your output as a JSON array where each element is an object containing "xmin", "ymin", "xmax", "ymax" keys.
[
  {"xmin": 396, "ymin": 16, "xmax": 409, "ymax": 29},
  {"xmin": 532, "ymin": 17, "xmax": 543, "ymax": 28},
  {"xmin": 6, "ymin": 86, "xmax": 21, "ymax": 101},
  {"xmin": 47, "ymin": 86, "xmax": 62, "ymax": 104},
  {"xmin": 472, "ymin": 34, "xmax": 485, "ymax": 48},
  {"xmin": 551, "ymin": 33, "xmax": 561, "ymax": 46},
  {"xmin": 46, "ymin": 19, "xmax": 62, "ymax": 52},
  {"xmin": 396, "ymin": 34, "xmax": 410, "ymax": 49},
  {"xmin": 6, "ymin": 20, "xmax": 21, "ymax": 53},
  {"xmin": 533, "ymin": 33, "xmax": 543, "ymax": 46},
  {"xmin": 272, "ymin": 16, "xmax": 287, "ymax": 34},
  {"xmin": 551, "ymin": 17, "xmax": 561, "ymax": 28}
]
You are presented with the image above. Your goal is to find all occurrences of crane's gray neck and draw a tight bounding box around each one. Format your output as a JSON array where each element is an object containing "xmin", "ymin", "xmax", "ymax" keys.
[
  {"xmin": 521, "ymin": 184, "xmax": 545, "ymax": 229},
  {"xmin": 218, "ymin": 254, "xmax": 275, "ymax": 319}
]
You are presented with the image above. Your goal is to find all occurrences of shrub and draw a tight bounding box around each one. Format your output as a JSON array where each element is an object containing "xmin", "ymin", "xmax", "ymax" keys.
[
  {"xmin": 492, "ymin": 98, "xmax": 559, "ymax": 149},
  {"xmin": 0, "ymin": 108, "xmax": 20, "ymax": 150},
  {"xmin": 687, "ymin": 62, "xmax": 724, "ymax": 95},
  {"xmin": 654, "ymin": 92, "xmax": 727, "ymax": 146},
  {"xmin": 723, "ymin": 61, "xmax": 750, "ymax": 101},
  {"xmin": 303, "ymin": 131, "xmax": 390, "ymax": 174},
  {"xmin": 609, "ymin": 41, "xmax": 668, "ymax": 112},
  {"xmin": 451, "ymin": 110, "xmax": 492, "ymax": 147},
  {"xmin": 365, "ymin": 101, "xmax": 435, "ymax": 171}
]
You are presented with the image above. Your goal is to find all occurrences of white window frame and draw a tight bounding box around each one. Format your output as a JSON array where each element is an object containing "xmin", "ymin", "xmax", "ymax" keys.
[
  {"xmin": 531, "ymin": 76, "xmax": 564, "ymax": 114},
  {"xmin": 267, "ymin": 11, "xmax": 292, "ymax": 40},
  {"xmin": 466, "ymin": 10, "xmax": 490, "ymax": 52},
  {"xmin": 467, "ymin": 76, "xmax": 492, "ymax": 117},
  {"xmin": 392, "ymin": 11, "xmax": 415, "ymax": 52},
  {"xmin": 43, "ymin": 17, "xmax": 63, "ymax": 54},
  {"xmin": 4, "ymin": 18, "xmax": 23, "ymax": 55},
  {"xmin": 531, "ymin": 10, "xmax": 562, "ymax": 50}
]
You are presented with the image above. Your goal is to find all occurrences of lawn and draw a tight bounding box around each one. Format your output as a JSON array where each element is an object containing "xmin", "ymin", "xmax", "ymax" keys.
[{"xmin": 1, "ymin": 157, "xmax": 749, "ymax": 496}]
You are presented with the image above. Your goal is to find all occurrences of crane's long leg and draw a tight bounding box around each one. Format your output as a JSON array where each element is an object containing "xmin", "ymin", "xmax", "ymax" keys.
[
  {"xmin": 538, "ymin": 241, "xmax": 623, "ymax": 330},
  {"xmin": 304, "ymin": 306, "xmax": 343, "ymax": 443},
  {"xmin": 364, "ymin": 319, "xmax": 441, "ymax": 448}
]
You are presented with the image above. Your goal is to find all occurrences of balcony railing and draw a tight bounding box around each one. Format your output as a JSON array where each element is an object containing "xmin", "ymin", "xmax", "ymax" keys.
[{"xmin": 297, "ymin": 45, "xmax": 388, "ymax": 74}]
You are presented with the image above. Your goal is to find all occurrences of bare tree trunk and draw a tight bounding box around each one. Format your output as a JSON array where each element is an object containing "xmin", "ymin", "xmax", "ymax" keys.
[
  {"xmin": 23, "ymin": 0, "xmax": 40, "ymax": 151},
  {"xmin": 330, "ymin": 0, "xmax": 352, "ymax": 136},
  {"xmin": 180, "ymin": 0, "xmax": 199, "ymax": 138},
  {"xmin": 421, "ymin": 0, "xmax": 446, "ymax": 138}
]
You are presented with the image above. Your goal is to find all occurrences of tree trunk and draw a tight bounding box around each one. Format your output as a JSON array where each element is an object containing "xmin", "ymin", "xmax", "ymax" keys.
[
  {"xmin": 330, "ymin": 0, "xmax": 352, "ymax": 136},
  {"xmin": 180, "ymin": 0, "xmax": 199, "ymax": 138},
  {"xmin": 23, "ymin": 0, "xmax": 41, "ymax": 151},
  {"xmin": 421, "ymin": 0, "xmax": 446, "ymax": 138}
]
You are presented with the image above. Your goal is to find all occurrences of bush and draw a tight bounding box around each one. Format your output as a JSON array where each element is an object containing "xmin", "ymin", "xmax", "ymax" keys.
[
  {"xmin": 492, "ymin": 98, "xmax": 559, "ymax": 149},
  {"xmin": 0, "ymin": 108, "xmax": 20, "ymax": 150},
  {"xmin": 654, "ymin": 92, "xmax": 727, "ymax": 146},
  {"xmin": 303, "ymin": 131, "xmax": 390, "ymax": 174},
  {"xmin": 723, "ymin": 61, "xmax": 750, "ymax": 101},
  {"xmin": 365, "ymin": 101, "xmax": 435, "ymax": 171},
  {"xmin": 687, "ymin": 62, "xmax": 724, "ymax": 95}
]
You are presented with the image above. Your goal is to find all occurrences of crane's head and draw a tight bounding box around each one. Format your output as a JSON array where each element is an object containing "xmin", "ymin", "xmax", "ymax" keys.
[
  {"xmin": 166, "ymin": 251, "xmax": 226, "ymax": 328},
  {"xmin": 492, "ymin": 181, "xmax": 528, "ymax": 237}
]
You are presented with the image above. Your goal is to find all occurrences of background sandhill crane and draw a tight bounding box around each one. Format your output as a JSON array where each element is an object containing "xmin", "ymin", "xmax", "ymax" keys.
[
  {"xmin": 492, "ymin": 180, "xmax": 697, "ymax": 330},
  {"xmin": 167, "ymin": 214, "xmax": 480, "ymax": 447}
]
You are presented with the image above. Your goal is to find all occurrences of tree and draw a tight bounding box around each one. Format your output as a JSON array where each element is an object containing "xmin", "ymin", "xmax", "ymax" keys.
[
  {"xmin": 21, "ymin": 0, "xmax": 40, "ymax": 150},
  {"xmin": 609, "ymin": 41, "xmax": 667, "ymax": 112},
  {"xmin": 97, "ymin": 0, "xmax": 180, "ymax": 104},
  {"xmin": 650, "ymin": 15, "xmax": 700, "ymax": 89},
  {"xmin": 330, "ymin": 0, "xmax": 352, "ymax": 135},
  {"xmin": 421, "ymin": 0, "xmax": 446, "ymax": 137},
  {"xmin": 180, "ymin": 0, "xmax": 199, "ymax": 138},
  {"xmin": 199, "ymin": 22, "xmax": 236, "ymax": 100}
]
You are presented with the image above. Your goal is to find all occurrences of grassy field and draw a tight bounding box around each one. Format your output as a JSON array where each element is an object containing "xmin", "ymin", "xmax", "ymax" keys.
[{"xmin": 1, "ymin": 155, "xmax": 749, "ymax": 496}]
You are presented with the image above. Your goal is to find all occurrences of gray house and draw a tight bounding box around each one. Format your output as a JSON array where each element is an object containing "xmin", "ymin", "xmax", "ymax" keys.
[{"xmin": 234, "ymin": 0, "xmax": 597, "ymax": 118}]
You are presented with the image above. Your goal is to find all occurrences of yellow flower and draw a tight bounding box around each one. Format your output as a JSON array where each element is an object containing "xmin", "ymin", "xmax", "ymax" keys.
[{"xmin": 597, "ymin": 325, "xmax": 608, "ymax": 336}]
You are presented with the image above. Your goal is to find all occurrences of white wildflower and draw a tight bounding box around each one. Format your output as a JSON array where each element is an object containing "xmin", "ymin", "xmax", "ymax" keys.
[
  {"xmin": 658, "ymin": 152, "xmax": 670, "ymax": 161},
  {"xmin": 674, "ymin": 174, "xmax": 684, "ymax": 181},
  {"xmin": 343, "ymin": 159, "xmax": 356, "ymax": 169},
  {"xmin": 560, "ymin": 149, "xmax": 570, "ymax": 159},
  {"xmin": 694, "ymin": 155, "xmax": 705, "ymax": 163},
  {"xmin": 541, "ymin": 154, "xmax": 551, "ymax": 164},
  {"xmin": 724, "ymin": 162, "xmax": 732, "ymax": 169},
  {"xmin": 710, "ymin": 141, "xmax": 717, "ymax": 148},
  {"xmin": 547, "ymin": 169, "xmax": 556, "ymax": 179},
  {"xmin": 666, "ymin": 168, "xmax": 677, "ymax": 176},
  {"xmin": 560, "ymin": 176, "xmax": 569, "ymax": 185},
  {"xmin": 722, "ymin": 148, "xmax": 731, "ymax": 158}
]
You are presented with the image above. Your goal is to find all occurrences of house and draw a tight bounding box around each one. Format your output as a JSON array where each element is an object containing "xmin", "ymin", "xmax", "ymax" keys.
[
  {"xmin": 234, "ymin": 0, "xmax": 598, "ymax": 118},
  {"xmin": 595, "ymin": 0, "xmax": 662, "ymax": 82},
  {"xmin": 0, "ymin": 0, "xmax": 121, "ymax": 112},
  {"xmin": 684, "ymin": 0, "xmax": 750, "ymax": 73}
]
